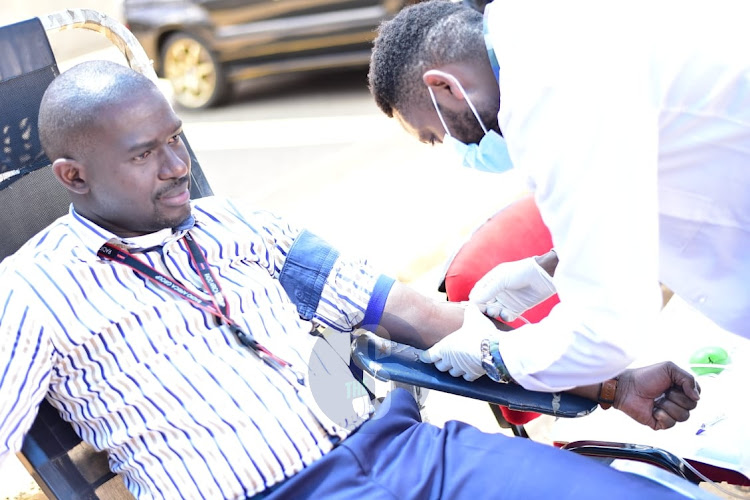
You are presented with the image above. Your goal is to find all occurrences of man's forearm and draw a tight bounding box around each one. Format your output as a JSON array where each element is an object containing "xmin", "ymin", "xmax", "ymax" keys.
[
  {"xmin": 566, "ymin": 381, "xmax": 615, "ymax": 407},
  {"xmin": 373, "ymin": 282, "xmax": 466, "ymax": 349}
]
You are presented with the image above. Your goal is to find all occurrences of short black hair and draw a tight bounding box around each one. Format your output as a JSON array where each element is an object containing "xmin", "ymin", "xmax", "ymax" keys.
[
  {"xmin": 368, "ymin": 0, "xmax": 485, "ymax": 117},
  {"xmin": 38, "ymin": 60, "xmax": 159, "ymax": 161}
]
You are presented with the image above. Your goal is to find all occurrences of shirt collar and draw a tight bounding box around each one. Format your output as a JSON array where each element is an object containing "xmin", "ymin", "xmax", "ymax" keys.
[{"xmin": 68, "ymin": 204, "xmax": 198, "ymax": 255}]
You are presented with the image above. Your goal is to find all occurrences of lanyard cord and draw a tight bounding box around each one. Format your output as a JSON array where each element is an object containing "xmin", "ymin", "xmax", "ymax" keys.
[{"xmin": 97, "ymin": 234, "xmax": 303, "ymax": 383}]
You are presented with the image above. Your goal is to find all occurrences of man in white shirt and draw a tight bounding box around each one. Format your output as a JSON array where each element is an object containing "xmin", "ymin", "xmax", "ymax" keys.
[
  {"xmin": 368, "ymin": 0, "xmax": 750, "ymax": 392},
  {"xmin": 0, "ymin": 60, "xmax": 704, "ymax": 499}
]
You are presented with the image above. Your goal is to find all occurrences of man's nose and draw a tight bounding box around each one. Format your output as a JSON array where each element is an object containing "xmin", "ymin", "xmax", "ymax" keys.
[{"xmin": 159, "ymin": 145, "xmax": 190, "ymax": 178}]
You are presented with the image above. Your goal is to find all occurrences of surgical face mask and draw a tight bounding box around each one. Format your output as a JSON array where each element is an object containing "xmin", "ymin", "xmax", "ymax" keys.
[
  {"xmin": 441, "ymin": 130, "xmax": 512, "ymax": 174},
  {"xmin": 426, "ymin": 74, "xmax": 513, "ymax": 174}
]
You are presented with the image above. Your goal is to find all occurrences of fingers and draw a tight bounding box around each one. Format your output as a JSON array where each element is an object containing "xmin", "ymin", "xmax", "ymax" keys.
[
  {"xmin": 652, "ymin": 387, "xmax": 697, "ymax": 429},
  {"xmin": 665, "ymin": 361, "xmax": 701, "ymax": 401},
  {"xmin": 484, "ymin": 303, "xmax": 505, "ymax": 319},
  {"xmin": 419, "ymin": 347, "xmax": 439, "ymax": 364},
  {"xmin": 664, "ymin": 387, "xmax": 699, "ymax": 412},
  {"xmin": 498, "ymin": 309, "xmax": 518, "ymax": 322},
  {"xmin": 420, "ymin": 349, "xmax": 482, "ymax": 381},
  {"xmin": 433, "ymin": 357, "xmax": 452, "ymax": 373},
  {"xmin": 426, "ymin": 350, "xmax": 458, "ymax": 374},
  {"xmin": 474, "ymin": 300, "xmax": 518, "ymax": 322},
  {"xmin": 652, "ymin": 406, "xmax": 677, "ymax": 430}
]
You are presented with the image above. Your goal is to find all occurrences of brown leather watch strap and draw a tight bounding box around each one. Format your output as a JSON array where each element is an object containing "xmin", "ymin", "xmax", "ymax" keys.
[{"xmin": 597, "ymin": 377, "xmax": 618, "ymax": 410}]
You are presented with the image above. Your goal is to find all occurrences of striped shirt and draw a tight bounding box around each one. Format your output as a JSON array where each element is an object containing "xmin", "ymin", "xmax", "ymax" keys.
[{"xmin": 0, "ymin": 196, "xmax": 392, "ymax": 499}]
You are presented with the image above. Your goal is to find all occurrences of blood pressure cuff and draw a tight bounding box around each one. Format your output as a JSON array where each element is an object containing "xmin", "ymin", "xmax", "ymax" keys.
[
  {"xmin": 280, "ymin": 230, "xmax": 340, "ymax": 321},
  {"xmin": 279, "ymin": 230, "xmax": 394, "ymax": 330}
]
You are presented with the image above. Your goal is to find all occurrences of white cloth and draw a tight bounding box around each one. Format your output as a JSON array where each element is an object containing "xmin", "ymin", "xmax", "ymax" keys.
[
  {"xmin": 0, "ymin": 196, "xmax": 382, "ymax": 499},
  {"xmin": 485, "ymin": 0, "xmax": 750, "ymax": 391}
]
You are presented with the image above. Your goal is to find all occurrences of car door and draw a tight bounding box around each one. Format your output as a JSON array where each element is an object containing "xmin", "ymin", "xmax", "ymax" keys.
[{"xmin": 199, "ymin": 0, "xmax": 403, "ymax": 65}]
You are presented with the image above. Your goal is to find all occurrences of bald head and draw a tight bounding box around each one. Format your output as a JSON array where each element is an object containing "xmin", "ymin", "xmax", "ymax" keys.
[{"xmin": 38, "ymin": 60, "xmax": 162, "ymax": 162}]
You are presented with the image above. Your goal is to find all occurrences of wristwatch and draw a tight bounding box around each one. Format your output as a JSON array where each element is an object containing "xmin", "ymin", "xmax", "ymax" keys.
[
  {"xmin": 480, "ymin": 339, "xmax": 514, "ymax": 383},
  {"xmin": 597, "ymin": 377, "xmax": 619, "ymax": 410}
]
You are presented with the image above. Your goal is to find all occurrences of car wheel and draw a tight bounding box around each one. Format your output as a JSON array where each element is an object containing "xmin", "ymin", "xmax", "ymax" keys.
[{"xmin": 161, "ymin": 32, "xmax": 228, "ymax": 109}]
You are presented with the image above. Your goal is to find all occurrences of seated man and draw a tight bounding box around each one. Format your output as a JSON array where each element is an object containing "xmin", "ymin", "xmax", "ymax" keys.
[{"xmin": 0, "ymin": 60, "xmax": 700, "ymax": 499}]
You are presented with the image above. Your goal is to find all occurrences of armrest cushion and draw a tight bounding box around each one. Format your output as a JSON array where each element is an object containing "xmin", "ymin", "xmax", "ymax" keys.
[{"xmin": 352, "ymin": 333, "xmax": 597, "ymax": 418}]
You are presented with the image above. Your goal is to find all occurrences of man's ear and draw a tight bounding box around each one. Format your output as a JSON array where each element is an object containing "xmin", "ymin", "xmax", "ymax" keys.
[
  {"xmin": 422, "ymin": 70, "xmax": 466, "ymax": 101},
  {"xmin": 52, "ymin": 158, "xmax": 89, "ymax": 194}
]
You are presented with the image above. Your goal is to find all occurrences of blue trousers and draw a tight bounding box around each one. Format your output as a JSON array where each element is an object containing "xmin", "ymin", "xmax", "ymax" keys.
[{"xmin": 266, "ymin": 388, "xmax": 688, "ymax": 499}]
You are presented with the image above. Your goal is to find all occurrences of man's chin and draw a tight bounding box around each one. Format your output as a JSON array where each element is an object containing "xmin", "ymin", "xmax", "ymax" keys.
[{"xmin": 161, "ymin": 206, "xmax": 193, "ymax": 230}]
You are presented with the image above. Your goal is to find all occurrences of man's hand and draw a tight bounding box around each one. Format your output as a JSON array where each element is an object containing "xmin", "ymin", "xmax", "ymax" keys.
[
  {"xmin": 614, "ymin": 362, "xmax": 701, "ymax": 430},
  {"xmin": 469, "ymin": 253, "xmax": 557, "ymax": 322},
  {"xmin": 419, "ymin": 305, "xmax": 498, "ymax": 381}
]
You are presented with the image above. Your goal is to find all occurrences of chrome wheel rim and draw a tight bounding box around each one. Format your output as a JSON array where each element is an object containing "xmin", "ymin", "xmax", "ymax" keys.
[{"xmin": 163, "ymin": 37, "xmax": 217, "ymax": 108}]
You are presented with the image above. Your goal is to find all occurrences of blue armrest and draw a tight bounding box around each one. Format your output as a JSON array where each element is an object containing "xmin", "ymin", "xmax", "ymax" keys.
[{"xmin": 351, "ymin": 334, "xmax": 598, "ymax": 418}]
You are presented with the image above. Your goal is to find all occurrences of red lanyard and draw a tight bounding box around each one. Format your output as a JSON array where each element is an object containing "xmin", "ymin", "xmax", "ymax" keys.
[{"xmin": 97, "ymin": 233, "xmax": 303, "ymax": 383}]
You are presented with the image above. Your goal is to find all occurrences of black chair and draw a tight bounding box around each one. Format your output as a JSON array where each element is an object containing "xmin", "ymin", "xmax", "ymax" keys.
[{"xmin": 0, "ymin": 9, "xmax": 733, "ymax": 500}]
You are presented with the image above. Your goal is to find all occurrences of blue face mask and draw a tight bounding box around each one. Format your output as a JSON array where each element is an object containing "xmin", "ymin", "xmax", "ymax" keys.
[
  {"xmin": 442, "ymin": 130, "xmax": 512, "ymax": 174},
  {"xmin": 427, "ymin": 73, "xmax": 513, "ymax": 174}
]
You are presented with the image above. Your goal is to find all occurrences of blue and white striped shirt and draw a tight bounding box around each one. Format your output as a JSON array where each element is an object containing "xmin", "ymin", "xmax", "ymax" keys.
[{"xmin": 0, "ymin": 196, "xmax": 392, "ymax": 499}]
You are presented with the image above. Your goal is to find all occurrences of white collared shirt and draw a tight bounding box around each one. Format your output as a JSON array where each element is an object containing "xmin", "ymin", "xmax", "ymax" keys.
[
  {"xmin": 486, "ymin": 0, "xmax": 750, "ymax": 391},
  {"xmin": 0, "ymin": 196, "xmax": 384, "ymax": 499}
]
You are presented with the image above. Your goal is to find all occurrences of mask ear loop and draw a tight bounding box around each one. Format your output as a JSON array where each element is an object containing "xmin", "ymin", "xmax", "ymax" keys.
[
  {"xmin": 450, "ymin": 77, "xmax": 489, "ymax": 135},
  {"xmin": 426, "ymin": 70, "xmax": 490, "ymax": 135},
  {"xmin": 427, "ymin": 86, "xmax": 452, "ymax": 137}
]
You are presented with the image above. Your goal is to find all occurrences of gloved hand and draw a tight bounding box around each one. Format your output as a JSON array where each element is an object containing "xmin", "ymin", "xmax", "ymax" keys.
[
  {"xmin": 419, "ymin": 304, "xmax": 500, "ymax": 381},
  {"xmin": 469, "ymin": 255, "xmax": 556, "ymax": 322}
]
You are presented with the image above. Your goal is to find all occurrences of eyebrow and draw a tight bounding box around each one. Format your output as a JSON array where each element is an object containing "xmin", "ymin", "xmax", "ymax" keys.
[{"xmin": 127, "ymin": 120, "xmax": 184, "ymax": 153}]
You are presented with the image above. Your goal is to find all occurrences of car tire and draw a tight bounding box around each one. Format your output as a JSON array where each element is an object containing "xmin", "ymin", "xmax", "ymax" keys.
[{"xmin": 161, "ymin": 32, "xmax": 229, "ymax": 109}]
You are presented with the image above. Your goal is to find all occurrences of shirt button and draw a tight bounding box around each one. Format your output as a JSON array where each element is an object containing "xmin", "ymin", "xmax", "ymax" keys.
[{"xmin": 697, "ymin": 296, "xmax": 706, "ymax": 304}]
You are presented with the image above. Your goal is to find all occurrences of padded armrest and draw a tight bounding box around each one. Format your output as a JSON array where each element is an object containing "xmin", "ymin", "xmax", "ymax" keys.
[{"xmin": 351, "ymin": 333, "xmax": 598, "ymax": 418}]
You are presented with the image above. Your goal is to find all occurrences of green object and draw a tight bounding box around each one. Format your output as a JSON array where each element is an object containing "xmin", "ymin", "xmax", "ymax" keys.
[{"xmin": 689, "ymin": 346, "xmax": 731, "ymax": 375}]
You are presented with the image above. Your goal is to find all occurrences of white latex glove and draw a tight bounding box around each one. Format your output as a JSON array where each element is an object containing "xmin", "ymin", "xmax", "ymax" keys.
[
  {"xmin": 469, "ymin": 256, "xmax": 556, "ymax": 322},
  {"xmin": 419, "ymin": 305, "xmax": 499, "ymax": 381}
]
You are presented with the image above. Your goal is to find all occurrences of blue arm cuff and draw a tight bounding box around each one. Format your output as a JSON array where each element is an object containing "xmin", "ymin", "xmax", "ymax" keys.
[
  {"xmin": 279, "ymin": 230, "xmax": 339, "ymax": 320},
  {"xmin": 360, "ymin": 274, "xmax": 395, "ymax": 332}
]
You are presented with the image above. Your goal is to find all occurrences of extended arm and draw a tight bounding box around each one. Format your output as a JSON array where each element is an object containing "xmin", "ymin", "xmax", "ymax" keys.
[{"xmin": 374, "ymin": 281, "xmax": 472, "ymax": 349}]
